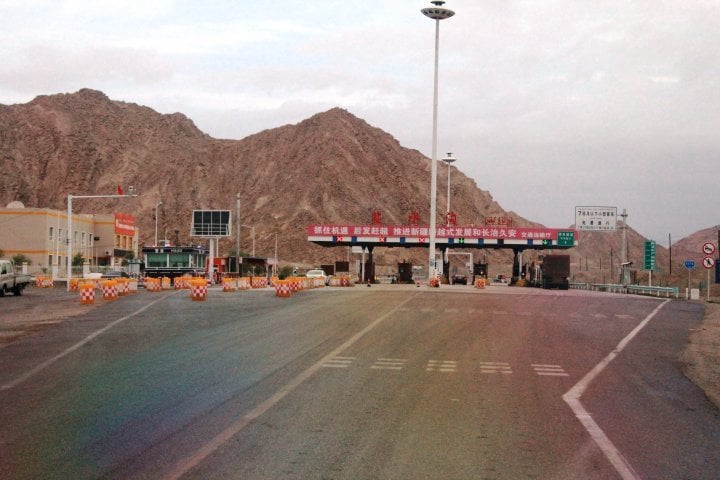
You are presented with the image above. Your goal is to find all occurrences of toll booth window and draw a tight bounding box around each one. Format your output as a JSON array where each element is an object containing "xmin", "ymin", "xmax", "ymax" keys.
[{"xmin": 169, "ymin": 253, "xmax": 189, "ymax": 268}]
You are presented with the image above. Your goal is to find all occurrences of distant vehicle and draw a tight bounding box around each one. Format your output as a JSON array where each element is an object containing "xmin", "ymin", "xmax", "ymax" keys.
[
  {"xmin": 305, "ymin": 269, "xmax": 330, "ymax": 285},
  {"xmin": 451, "ymin": 273, "xmax": 468, "ymax": 285},
  {"xmin": 101, "ymin": 270, "xmax": 129, "ymax": 279},
  {"xmin": 0, "ymin": 259, "xmax": 32, "ymax": 296},
  {"xmin": 539, "ymin": 255, "xmax": 570, "ymax": 290},
  {"xmin": 490, "ymin": 274, "xmax": 509, "ymax": 286}
]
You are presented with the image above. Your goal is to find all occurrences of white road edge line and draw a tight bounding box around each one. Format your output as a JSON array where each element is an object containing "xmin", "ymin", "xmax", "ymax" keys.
[
  {"xmin": 562, "ymin": 299, "xmax": 670, "ymax": 480},
  {"xmin": 1, "ymin": 292, "xmax": 175, "ymax": 391},
  {"xmin": 162, "ymin": 293, "xmax": 417, "ymax": 480}
]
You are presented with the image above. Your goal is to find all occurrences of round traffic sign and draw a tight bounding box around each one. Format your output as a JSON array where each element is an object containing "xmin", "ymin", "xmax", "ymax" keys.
[
  {"xmin": 702, "ymin": 242, "xmax": 716, "ymax": 255},
  {"xmin": 702, "ymin": 256, "xmax": 716, "ymax": 269}
]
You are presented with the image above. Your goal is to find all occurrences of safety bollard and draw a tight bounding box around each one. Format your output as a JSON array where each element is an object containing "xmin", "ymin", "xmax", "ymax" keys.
[
  {"xmin": 274, "ymin": 279, "xmax": 292, "ymax": 298},
  {"xmin": 79, "ymin": 282, "xmax": 95, "ymax": 305},
  {"xmin": 102, "ymin": 280, "xmax": 118, "ymax": 301},
  {"xmin": 189, "ymin": 279, "xmax": 208, "ymax": 301}
]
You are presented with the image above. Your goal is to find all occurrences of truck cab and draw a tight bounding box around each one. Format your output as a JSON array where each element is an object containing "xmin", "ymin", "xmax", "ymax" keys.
[{"xmin": 0, "ymin": 259, "xmax": 32, "ymax": 296}]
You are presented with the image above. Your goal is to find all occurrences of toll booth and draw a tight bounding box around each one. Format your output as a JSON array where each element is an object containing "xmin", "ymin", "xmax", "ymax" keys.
[
  {"xmin": 473, "ymin": 262, "xmax": 488, "ymax": 279},
  {"xmin": 397, "ymin": 262, "xmax": 413, "ymax": 283}
]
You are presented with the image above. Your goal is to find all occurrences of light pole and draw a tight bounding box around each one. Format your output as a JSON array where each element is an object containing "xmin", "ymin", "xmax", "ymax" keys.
[
  {"xmin": 442, "ymin": 152, "xmax": 456, "ymax": 225},
  {"xmin": 154, "ymin": 201, "xmax": 163, "ymax": 246},
  {"xmin": 66, "ymin": 187, "xmax": 138, "ymax": 290},
  {"xmin": 241, "ymin": 224, "xmax": 256, "ymax": 257},
  {"xmin": 422, "ymin": 1, "xmax": 455, "ymax": 282},
  {"xmin": 236, "ymin": 193, "xmax": 241, "ymax": 273}
]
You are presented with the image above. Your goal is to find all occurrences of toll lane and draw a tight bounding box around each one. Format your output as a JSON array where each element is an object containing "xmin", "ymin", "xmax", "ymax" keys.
[{"xmin": 0, "ymin": 287, "xmax": 716, "ymax": 480}]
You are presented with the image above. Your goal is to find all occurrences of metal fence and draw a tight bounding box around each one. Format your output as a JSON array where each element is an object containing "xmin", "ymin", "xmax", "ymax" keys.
[{"xmin": 570, "ymin": 282, "xmax": 679, "ymax": 299}]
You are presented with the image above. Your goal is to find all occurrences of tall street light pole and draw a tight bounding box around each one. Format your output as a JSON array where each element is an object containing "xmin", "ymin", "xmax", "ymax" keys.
[
  {"xmin": 442, "ymin": 152, "xmax": 456, "ymax": 226},
  {"xmin": 154, "ymin": 201, "xmax": 163, "ymax": 246},
  {"xmin": 422, "ymin": 1, "xmax": 455, "ymax": 282},
  {"xmin": 236, "ymin": 193, "xmax": 241, "ymax": 274},
  {"xmin": 241, "ymin": 224, "xmax": 256, "ymax": 257}
]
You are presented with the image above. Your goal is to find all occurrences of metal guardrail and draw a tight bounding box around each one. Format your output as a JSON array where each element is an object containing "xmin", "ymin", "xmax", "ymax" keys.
[{"xmin": 570, "ymin": 282, "xmax": 679, "ymax": 299}]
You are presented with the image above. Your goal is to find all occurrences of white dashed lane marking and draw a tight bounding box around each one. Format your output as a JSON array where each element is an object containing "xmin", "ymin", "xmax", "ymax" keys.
[
  {"xmin": 371, "ymin": 358, "xmax": 407, "ymax": 370},
  {"xmin": 480, "ymin": 362, "xmax": 512, "ymax": 374},
  {"xmin": 426, "ymin": 360, "xmax": 457, "ymax": 372},
  {"xmin": 532, "ymin": 364, "xmax": 569, "ymax": 376},
  {"xmin": 321, "ymin": 356, "xmax": 356, "ymax": 368}
]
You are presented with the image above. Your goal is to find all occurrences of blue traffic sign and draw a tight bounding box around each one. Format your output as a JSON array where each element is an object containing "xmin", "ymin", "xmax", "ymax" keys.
[{"xmin": 684, "ymin": 260, "xmax": 696, "ymax": 270}]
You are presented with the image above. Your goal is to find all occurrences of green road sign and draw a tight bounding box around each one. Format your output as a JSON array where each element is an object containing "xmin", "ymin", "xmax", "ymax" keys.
[
  {"xmin": 644, "ymin": 240, "xmax": 656, "ymax": 270},
  {"xmin": 557, "ymin": 231, "xmax": 575, "ymax": 247}
]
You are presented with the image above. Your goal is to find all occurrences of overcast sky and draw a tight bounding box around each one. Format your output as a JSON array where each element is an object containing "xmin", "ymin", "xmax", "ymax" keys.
[{"xmin": 1, "ymin": 0, "xmax": 718, "ymax": 244}]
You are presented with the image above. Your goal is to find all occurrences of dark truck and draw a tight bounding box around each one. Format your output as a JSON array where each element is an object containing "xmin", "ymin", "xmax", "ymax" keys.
[
  {"xmin": 0, "ymin": 259, "xmax": 33, "ymax": 296},
  {"xmin": 539, "ymin": 254, "xmax": 570, "ymax": 290}
]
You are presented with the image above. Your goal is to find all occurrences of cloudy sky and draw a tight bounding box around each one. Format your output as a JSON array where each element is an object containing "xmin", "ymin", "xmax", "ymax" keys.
[{"xmin": 1, "ymin": 0, "xmax": 718, "ymax": 244}]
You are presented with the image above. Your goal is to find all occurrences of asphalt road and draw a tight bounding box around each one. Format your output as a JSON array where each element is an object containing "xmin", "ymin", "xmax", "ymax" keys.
[{"xmin": 0, "ymin": 286, "xmax": 717, "ymax": 479}]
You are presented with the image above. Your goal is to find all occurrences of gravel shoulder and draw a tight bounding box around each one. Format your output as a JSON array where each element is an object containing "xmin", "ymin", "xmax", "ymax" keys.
[
  {"xmin": 680, "ymin": 301, "xmax": 720, "ymax": 409},
  {"xmin": 2, "ymin": 286, "xmax": 720, "ymax": 410}
]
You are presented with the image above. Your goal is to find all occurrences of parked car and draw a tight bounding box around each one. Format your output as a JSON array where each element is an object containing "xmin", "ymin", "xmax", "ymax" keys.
[
  {"xmin": 101, "ymin": 270, "xmax": 129, "ymax": 279},
  {"xmin": 451, "ymin": 273, "xmax": 468, "ymax": 285},
  {"xmin": 305, "ymin": 269, "xmax": 330, "ymax": 285},
  {"xmin": 490, "ymin": 274, "xmax": 509, "ymax": 286}
]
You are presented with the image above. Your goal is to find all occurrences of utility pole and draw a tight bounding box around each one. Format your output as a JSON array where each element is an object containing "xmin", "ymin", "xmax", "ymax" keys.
[
  {"xmin": 236, "ymin": 193, "xmax": 241, "ymax": 274},
  {"xmin": 620, "ymin": 209, "xmax": 629, "ymax": 285}
]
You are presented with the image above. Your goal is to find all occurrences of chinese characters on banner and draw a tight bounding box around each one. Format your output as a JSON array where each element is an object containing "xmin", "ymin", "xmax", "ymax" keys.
[{"xmin": 308, "ymin": 224, "xmax": 567, "ymax": 240}]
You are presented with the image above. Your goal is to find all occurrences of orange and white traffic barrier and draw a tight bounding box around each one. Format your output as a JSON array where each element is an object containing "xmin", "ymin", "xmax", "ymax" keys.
[
  {"xmin": 79, "ymin": 282, "xmax": 95, "ymax": 305},
  {"xmin": 222, "ymin": 277, "xmax": 237, "ymax": 292},
  {"xmin": 189, "ymin": 279, "xmax": 208, "ymax": 301},
  {"xmin": 128, "ymin": 278, "xmax": 138, "ymax": 293},
  {"xmin": 161, "ymin": 277, "xmax": 171, "ymax": 290},
  {"xmin": 475, "ymin": 278, "xmax": 485, "ymax": 289},
  {"xmin": 274, "ymin": 279, "xmax": 292, "ymax": 298},
  {"xmin": 238, "ymin": 277, "xmax": 251, "ymax": 290},
  {"xmin": 116, "ymin": 278, "xmax": 129, "ymax": 296},
  {"xmin": 146, "ymin": 278, "xmax": 162, "ymax": 292},
  {"xmin": 288, "ymin": 277, "xmax": 302, "ymax": 292},
  {"xmin": 69, "ymin": 278, "xmax": 80, "ymax": 292},
  {"xmin": 102, "ymin": 280, "xmax": 118, "ymax": 301},
  {"xmin": 251, "ymin": 277, "xmax": 267, "ymax": 289}
]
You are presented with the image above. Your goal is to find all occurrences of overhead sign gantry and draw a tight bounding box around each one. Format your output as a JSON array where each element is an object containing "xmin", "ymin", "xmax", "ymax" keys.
[{"xmin": 308, "ymin": 224, "xmax": 577, "ymax": 249}]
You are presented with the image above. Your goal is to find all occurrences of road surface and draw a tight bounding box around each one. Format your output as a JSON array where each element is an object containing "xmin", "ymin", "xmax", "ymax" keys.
[{"xmin": 1, "ymin": 286, "xmax": 717, "ymax": 479}]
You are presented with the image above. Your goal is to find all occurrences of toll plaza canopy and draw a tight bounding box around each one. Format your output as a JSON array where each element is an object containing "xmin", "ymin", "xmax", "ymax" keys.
[{"xmin": 307, "ymin": 224, "xmax": 577, "ymax": 250}]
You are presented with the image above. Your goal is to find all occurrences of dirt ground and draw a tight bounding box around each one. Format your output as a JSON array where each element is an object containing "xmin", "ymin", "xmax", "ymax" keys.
[
  {"xmin": 2, "ymin": 286, "xmax": 719, "ymax": 409},
  {"xmin": 680, "ymin": 301, "xmax": 720, "ymax": 409}
]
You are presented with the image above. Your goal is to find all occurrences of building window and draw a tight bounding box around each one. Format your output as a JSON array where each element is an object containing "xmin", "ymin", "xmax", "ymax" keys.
[
  {"xmin": 49, "ymin": 227, "xmax": 54, "ymax": 241},
  {"xmin": 48, "ymin": 254, "xmax": 53, "ymax": 267}
]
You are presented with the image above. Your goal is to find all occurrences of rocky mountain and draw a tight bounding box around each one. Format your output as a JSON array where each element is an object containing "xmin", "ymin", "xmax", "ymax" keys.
[{"xmin": 0, "ymin": 88, "xmax": 707, "ymax": 277}]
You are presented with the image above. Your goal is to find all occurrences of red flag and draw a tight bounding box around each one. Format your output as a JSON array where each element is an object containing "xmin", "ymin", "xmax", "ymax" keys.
[{"xmin": 117, "ymin": 184, "xmax": 123, "ymax": 195}]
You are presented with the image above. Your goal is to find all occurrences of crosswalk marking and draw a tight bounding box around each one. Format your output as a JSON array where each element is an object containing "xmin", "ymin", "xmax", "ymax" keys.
[
  {"xmin": 531, "ymin": 364, "xmax": 569, "ymax": 376},
  {"xmin": 479, "ymin": 361, "xmax": 512, "ymax": 374},
  {"xmin": 371, "ymin": 358, "xmax": 407, "ymax": 370},
  {"xmin": 319, "ymin": 358, "xmax": 570, "ymax": 377},
  {"xmin": 426, "ymin": 360, "xmax": 457, "ymax": 372}
]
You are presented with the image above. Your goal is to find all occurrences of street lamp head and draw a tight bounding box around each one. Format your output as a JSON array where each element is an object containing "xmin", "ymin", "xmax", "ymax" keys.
[
  {"xmin": 422, "ymin": 1, "xmax": 455, "ymax": 20},
  {"xmin": 442, "ymin": 152, "xmax": 457, "ymax": 165}
]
